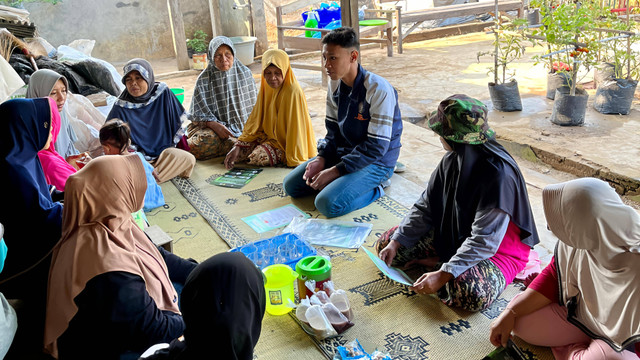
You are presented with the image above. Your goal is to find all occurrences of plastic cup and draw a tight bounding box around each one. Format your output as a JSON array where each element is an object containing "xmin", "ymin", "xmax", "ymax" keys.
[
  {"xmin": 262, "ymin": 246, "xmax": 277, "ymax": 268},
  {"xmin": 246, "ymin": 251, "xmax": 262, "ymax": 268},
  {"xmin": 270, "ymin": 236, "xmax": 286, "ymax": 248},
  {"xmin": 293, "ymin": 239, "xmax": 306, "ymax": 258},
  {"xmin": 278, "ymin": 242, "xmax": 295, "ymax": 262}
]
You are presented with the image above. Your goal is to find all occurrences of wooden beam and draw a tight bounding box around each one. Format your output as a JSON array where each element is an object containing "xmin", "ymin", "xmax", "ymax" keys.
[
  {"xmin": 251, "ymin": 0, "xmax": 269, "ymax": 55},
  {"xmin": 208, "ymin": 0, "xmax": 222, "ymax": 36},
  {"xmin": 401, "ymin": 1, "xmax": 522, "ymax": 23},
  {"xmin": 167, "ymin": 0, "xmax": 190, "ymax": 71},
  {"xmin": 281, "ymin": 0, "xmax": 319, "ymax": 14},
  {"xmin": 277, "ymin": 25, "xmax": 333, "ymax": 32},
  {"xmin": 283, "ymin": 36, "xmax": 324, "ymax": 50},
  {"xmin": 290, "ymin": 63, "xmax": 323, "ymax": 71}
]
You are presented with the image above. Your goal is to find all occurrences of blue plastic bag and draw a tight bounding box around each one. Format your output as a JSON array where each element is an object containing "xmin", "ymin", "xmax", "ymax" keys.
[{"xmin": 136, "ymin": 153, "xmax": 166, "ymax": 211}]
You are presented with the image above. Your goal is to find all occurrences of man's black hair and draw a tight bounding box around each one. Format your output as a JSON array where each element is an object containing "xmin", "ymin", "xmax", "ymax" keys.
[{"xmin": 322, "ymin": 27, "xmax": 360, "ymax": 50}]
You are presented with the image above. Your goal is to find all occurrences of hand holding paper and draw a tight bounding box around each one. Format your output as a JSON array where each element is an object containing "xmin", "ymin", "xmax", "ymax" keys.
[{"xmin": 362, "ymin": 247, "xmax": 413, "ymax": 286}]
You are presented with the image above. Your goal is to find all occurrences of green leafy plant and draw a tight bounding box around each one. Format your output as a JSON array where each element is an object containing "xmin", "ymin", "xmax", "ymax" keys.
[
  {"xmin": 477, "ymin": 15, "xmax": 530, "ymax": 84},
  {"xmin": 596, "ymin": 14, "xmax": 640, "ymax": 80},
  {"xmin": 186, "ymin": 30, "xmax": 207, "ymax": 54},
  {"xmin": 531, "ymin": 1, "xmax": 600, "ymax": 95}
]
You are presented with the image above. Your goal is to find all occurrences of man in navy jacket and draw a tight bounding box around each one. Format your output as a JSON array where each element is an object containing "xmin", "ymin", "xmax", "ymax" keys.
[{"xmin": 284, "ymin": 27, "xmax": 403, "ymax": 218}]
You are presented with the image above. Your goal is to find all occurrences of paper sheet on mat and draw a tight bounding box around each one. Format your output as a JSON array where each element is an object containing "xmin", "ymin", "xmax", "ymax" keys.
[
  {"xmin": 242, "ymin": 204, "xmax": 310, "ymax": 233},
  {"xmin": 361, "ymin": 247, "xmax": 413, "ymax": 286}
]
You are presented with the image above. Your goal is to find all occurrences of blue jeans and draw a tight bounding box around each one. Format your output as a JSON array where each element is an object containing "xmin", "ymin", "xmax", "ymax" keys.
[{"xmin": 283, "ymin": 158, "xmax": 394, "ymax": 218}]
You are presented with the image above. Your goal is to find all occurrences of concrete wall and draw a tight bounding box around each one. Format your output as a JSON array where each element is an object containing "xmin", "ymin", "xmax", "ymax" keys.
[
  {"xmin": 23, "ymin": 0, "xmax": 250, "ymax": 63},
  {"xmin": 218, "ymin": 0, "xmax": 250, "ymax": 37}
]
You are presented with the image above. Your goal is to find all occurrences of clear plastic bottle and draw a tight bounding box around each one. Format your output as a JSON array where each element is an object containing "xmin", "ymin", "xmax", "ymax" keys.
[
  {"xmin": 304, "ymin": 9, "xmax": 320, "ymax": 37},
  {"xmin": 358, "ymin": 5, "xmax": 366, "ymax": 21}
]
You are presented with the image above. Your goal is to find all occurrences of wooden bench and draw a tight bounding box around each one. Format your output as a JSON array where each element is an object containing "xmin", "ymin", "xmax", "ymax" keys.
[
  {"xmin": 276, "ymin": 0, "xmax": 397, "ymax": 85},
  {"xmin": 379, "ymin": 0, "xmax": 525, "ymax": 54}
]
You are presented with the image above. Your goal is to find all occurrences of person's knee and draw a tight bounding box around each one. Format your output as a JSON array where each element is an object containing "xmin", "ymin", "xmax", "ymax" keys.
[
  {"xmin": 283, "ymin": 168, "xmax": 306, "ymax": 198},
  {"xmin": 440, "ymin": 283, "xmax": 497, "ymax": 312},
  {"xmin": 186, "ymin": 152, "xmax": 196, "ymax": 166},
  {"xmin": 315, "ymin": 192, "xmax": 346, "ymax": 218}
]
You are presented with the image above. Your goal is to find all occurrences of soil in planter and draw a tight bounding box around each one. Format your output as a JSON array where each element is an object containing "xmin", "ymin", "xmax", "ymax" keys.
[
  {"xmin": 488, "ymin": 80, "xmax": 522, "ymax": 112},
  {"xmin": 551, "ymin": 88, "xmax": 589, "ymax": 126},
  {"xmin": 546, "ymin": 72, "xmax": 571, "ymax": 100},
  {"xmin": 593, "ymin": 78, "xmax": 638, "ymax": 115}
]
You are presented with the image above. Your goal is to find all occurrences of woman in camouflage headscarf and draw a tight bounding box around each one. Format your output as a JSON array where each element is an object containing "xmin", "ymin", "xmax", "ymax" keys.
[{"xmin": 376, "ymin": 95, "xmax": 539, "ymax": 311}]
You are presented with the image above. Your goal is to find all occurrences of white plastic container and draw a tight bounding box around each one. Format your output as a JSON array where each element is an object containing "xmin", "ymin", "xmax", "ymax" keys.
[{"xmin": 229, "ymin": 36, "xmax": 257, "ymax": 66}]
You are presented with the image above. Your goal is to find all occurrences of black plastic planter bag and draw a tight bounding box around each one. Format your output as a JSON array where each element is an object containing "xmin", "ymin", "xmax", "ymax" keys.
[
  {"xmin": 551, "ymin": 88, "xmax": 588, "ymax": 126},
  {"xmin": 488, "ymin": 80, "xmax": 523, "ymax": 112},
  {"xmin": 546, "ymin": 72, "xmax": 571, "ymax": 100},
  {"xmin": 593, "ymin": 78, "xmax": 638, "ymax": 115}
]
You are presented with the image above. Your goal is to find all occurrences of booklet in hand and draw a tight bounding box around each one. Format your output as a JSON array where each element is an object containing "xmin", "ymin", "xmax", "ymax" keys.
[{"xmin": 362, "ymin": 247, "xmax": 413, "ymax": 286}]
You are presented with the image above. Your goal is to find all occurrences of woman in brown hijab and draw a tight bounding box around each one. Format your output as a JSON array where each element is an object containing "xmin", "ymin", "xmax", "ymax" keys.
[
  {"xmin": 44, "ymin": 155, "xmax": 196, "ymax": 359},
  {"xmin": 44, "ymin": 155, "xmax": 266, "ymax": 360}
]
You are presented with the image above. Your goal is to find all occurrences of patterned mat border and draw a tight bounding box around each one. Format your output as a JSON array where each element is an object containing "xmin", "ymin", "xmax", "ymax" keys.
[{"xmin": 171, "ymin": 177, "xmax": 248, "ymax": 248}]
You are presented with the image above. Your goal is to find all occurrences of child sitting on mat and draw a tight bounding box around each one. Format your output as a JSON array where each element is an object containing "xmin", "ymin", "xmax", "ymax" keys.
[{"xmin": 100, "ymin": 119, "xmax": 165, "ymax": 211}]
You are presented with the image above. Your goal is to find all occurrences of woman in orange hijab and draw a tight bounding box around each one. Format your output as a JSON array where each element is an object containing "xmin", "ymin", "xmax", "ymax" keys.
[{"xmin": 224, "ymin": 49, "xmax": 317, "ymax": 169}]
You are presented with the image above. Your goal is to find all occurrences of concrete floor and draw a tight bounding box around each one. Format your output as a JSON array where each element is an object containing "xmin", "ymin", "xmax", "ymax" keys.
[{"xmin": 150, "ymin": 31, "xmax": 640, "ymax": 268}]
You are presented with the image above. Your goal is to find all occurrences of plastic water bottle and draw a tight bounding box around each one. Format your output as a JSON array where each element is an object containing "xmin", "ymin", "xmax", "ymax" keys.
[
  {"xmin": 358, "ymin": 5, "xmax": 366, "ymax": 21},
  {"xmin": 304, "ymin": 9, "xmax": 320, "ymax": 38}
]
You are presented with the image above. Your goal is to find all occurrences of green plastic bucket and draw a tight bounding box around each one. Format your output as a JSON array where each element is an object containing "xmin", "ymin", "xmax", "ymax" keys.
[{"xmin": 170, "ymin": 88, "xmax": 185, "ymax": 104}]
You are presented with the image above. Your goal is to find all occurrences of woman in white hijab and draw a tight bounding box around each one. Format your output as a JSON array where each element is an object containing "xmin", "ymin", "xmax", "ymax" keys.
[{"xmin": 489, "ymin": 177, "xmax": 639, "ymax": 359}]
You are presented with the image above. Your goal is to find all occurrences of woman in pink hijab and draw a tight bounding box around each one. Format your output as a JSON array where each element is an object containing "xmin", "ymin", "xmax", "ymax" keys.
[{"xmin": 38, "ymin": 98, "xmax": 77, "ymax": 191}]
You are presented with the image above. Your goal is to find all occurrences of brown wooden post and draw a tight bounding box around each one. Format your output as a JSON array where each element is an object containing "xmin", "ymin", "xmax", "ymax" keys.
[
  {"xmin": 340, "ymin": 0, "xmax": 360, "ymax": 63},
  {"xmin": 396, "ymin": 5, "xmax": 403, "ymax": 54},
  {"xmin": 386, "ymin": 11, "xmax": 393, "ymax": 56},
  {"xmin": 251, "ymin": 0, "xmax": 269, "ymax": 55},
  {"xmin": 167, "ymin": 0, "xmax": 190, "ymax": 70},
  {"xmin": 340, "ymin": 0, "xmax": 359, "ymax": 36},
  {"xmin": 276, "ymin": 6, "xmax": 285, "ymax": 50}
]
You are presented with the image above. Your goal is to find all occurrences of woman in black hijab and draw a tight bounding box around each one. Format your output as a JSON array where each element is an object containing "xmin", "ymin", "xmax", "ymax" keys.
[
  {"xmin": 377, "ymin": 95, "xmax": 539, "ymax": 311},
  {"xmin": 143, "ymin": 252, "xmax": 266, "ymax": 359},
  {"xmin": 0, "ymin": 98, "xmax": 63, "ymax": 358}
]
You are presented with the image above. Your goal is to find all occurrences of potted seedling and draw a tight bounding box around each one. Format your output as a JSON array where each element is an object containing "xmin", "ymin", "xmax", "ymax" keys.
[
  {"xmin": 548, "ymin": 2, "xmax": 598, "ymax": 125},
  {"xmin": 533, "ymin": 1, "xmax": 598, "ymax": 125},
  {"xmin": 187, "ymin": 30, "xmax": 208, "ymax": 69},
  {"xmin": 593, "ymin": 17, "xmax": 639, "ymax": 115},
  {"xmin": 531, "ymin": 0, "xmax": 574, "ymax": 99},
  {"xmin": 478, "ymin": 14, "xmax": 529, "ymax": 112}
]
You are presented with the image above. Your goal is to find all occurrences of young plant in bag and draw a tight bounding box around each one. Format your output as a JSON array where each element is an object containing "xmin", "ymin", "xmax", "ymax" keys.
[{"xmin": 477, "ymin": 14, "xmax": 530, "ymax": 84}]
